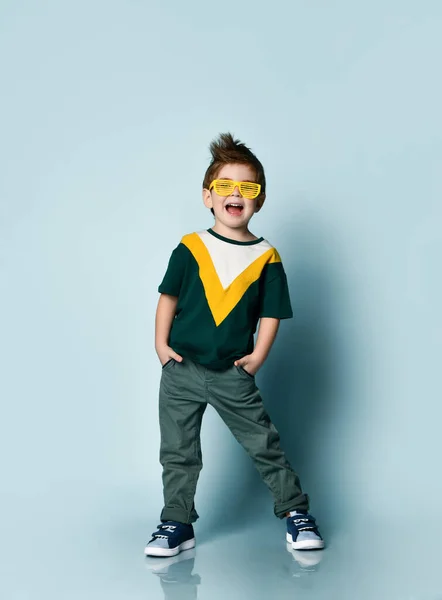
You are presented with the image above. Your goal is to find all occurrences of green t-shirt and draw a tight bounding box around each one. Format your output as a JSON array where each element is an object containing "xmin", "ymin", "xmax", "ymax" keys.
[{"xmin": 158, "ymin": 228, "xmax": 293, "ymax": 370}]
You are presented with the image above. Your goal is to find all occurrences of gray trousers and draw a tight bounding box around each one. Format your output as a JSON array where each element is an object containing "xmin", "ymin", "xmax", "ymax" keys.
[{"xmin": 159, "ymin": 357, "xmax": 309, "ymax": 524}]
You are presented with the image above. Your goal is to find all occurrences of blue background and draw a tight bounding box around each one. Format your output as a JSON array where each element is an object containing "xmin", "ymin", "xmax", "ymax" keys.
[{"xmin": 1, "ymin": 1, "xmax": 441, "ymax": 598}]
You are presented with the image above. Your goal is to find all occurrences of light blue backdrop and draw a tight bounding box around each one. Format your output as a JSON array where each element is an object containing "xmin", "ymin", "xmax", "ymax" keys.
[{"xmin": 1, "ymin": 1, "xmax": 441, "ymax": 598}]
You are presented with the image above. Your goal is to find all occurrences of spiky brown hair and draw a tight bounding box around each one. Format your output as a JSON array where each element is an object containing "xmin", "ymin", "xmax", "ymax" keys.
[{"xmin": 202, "ymin": 133, "xmax": 266, "ymax": 215}]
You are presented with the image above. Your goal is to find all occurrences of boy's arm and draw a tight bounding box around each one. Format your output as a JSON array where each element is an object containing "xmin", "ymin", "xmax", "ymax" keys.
[
  {"xmin": 235, "ymin": 251, "xmax": 293, "ymax": 375},
  {"xmin": 155, "ymin": 293, "xmax": 183, "ymax": 365},
  {"xmin": 234, "ymin": 317, "xmax": 280, "ymax": 375}
]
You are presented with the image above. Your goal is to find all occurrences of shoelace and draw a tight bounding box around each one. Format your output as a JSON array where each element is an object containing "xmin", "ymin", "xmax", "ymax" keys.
[{"xmin": 151, "ymin": 523, "xmax": 177, "ymax": 540}]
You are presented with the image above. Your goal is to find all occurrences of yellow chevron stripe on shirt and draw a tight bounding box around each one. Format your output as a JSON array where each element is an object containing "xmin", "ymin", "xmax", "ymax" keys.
[{"xmin": 182, "ymin": 233, "xmax": 281, "ymax": 326}]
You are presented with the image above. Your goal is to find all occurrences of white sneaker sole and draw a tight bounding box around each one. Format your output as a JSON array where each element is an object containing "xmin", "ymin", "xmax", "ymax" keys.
[
  {"xmin": 286, "ymin": 532, "xmax": 325, "ymax": 550},
  {"xmin": 144, "ymin": 538, "xmax": 196, "ymax": 557}
]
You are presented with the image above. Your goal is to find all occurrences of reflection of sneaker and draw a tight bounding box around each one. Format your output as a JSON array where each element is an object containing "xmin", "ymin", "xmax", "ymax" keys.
[
  {"xmin": 285, "ymin": 542, "xmax": 323, "ymax": 578},
  {"xmin": 146, "ymin": 548, "xmax": 201, "ymax": 598},
  {"xmin": 291, "ymin": 548, "xmax": 323, "ymax": 569},
  {"xmin": 145, "ymin": 521, "xmax": 196, "ymax": 557},
  {"xmin": 286, "ymin": 512, "xmax": 325, "ymax": 550},
  {"xmin": 145, "ymin": 548, "xmax": 197, "ymax": 574}
]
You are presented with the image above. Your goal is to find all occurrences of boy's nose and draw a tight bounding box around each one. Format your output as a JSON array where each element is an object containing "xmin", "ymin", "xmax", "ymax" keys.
[{"xmin": 231, "ymin": 185, "xmax": 241, "ymax": 196}]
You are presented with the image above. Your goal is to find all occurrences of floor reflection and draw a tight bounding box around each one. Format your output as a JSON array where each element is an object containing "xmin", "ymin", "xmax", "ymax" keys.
[
  {"xmin": 145, "ymin": 548, "xmax": 201, "ymax": 600},
  {"xmin": 144, "ymin": 515, "xmax": 442, "ymax": 600},
  {"xmin": 285, "ymin": 542, "xmax": 324, "ymax": 579},
  {"xmin": 145, "ymin": 537, "xmax": 325, "ymax": 600}
]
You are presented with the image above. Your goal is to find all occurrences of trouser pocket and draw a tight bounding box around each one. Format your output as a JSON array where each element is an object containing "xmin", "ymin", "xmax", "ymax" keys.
[
  {"xmin": 162, "ymin": 358, "xmax": 175, "ymax": 370},
  {"xmin": 236, "ymin": 365, "xmax": 255, "ymax": 380}
]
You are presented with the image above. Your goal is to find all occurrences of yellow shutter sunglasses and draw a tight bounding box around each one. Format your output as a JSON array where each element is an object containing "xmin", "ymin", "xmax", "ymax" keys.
[{"xmin": 209, "ymin": 179, "xmax": 262, "ymax": 200}]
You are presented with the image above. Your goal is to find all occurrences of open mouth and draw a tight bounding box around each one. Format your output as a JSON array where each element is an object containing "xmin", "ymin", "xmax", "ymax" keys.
[{"xmin": 225, "ymin": 203, "xmax": 244, "ymax": 216}]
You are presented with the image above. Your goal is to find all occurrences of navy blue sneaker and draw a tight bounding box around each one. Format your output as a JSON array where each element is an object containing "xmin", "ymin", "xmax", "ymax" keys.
[
  {"xmin": 286, "ymin": 512, "xmax": 325, "ymax": 550},
  {"xmin": 145, "ymin": 521, "xmax": 196, "ymax": 557}
]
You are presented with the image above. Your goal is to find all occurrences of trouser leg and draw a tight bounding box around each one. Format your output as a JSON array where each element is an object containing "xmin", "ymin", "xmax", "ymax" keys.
[
  {"xmin": 208, "ymin": 365, "xmax": 309, "ymax": 518},
  {"xmin": 159, "ymin": 359, "xmax": 207, "ymax": 524}
]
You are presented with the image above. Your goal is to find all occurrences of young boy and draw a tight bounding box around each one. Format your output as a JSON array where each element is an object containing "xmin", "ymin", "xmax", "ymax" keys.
[{"xmin": 145, "ymin": 133, "xmax": 324, "ymax": 557}]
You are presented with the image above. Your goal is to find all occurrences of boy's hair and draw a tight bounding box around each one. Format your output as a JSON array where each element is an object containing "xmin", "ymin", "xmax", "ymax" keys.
[{"xmin": 203, "ymin": 133, "xmax": 266, "ymax": 215}]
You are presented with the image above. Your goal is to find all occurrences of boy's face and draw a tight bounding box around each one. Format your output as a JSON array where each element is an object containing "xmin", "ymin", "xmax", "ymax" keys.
[{"xmin": 202, "ymin": 163, "xmax": 265, "ymax": 230}]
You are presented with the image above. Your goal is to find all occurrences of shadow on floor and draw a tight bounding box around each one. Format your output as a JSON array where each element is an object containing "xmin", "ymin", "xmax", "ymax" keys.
[{"xmin": 201, "ymin": 211, "xmax": 357, "ymax": 541}]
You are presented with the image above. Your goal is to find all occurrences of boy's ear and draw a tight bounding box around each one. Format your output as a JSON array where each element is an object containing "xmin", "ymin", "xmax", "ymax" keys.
[
  {"xmin": 255, "ymin": 194, "xmax": 266, "ymax": 213},
  {"xmin": 202, "ymin": 188, "xmax": 213, "ymax": 209}
]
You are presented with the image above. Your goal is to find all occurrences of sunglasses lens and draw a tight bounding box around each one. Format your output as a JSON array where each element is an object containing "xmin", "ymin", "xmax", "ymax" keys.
[
  {"xmin": 214, "ymin": 180, "xmax": 235, "ymax": 196},
  {"xmin": 240, "ymin": 182, "xmax": 260, "ymax": 199},
  {"xmin": 211, "ymin": 180, "xmax": 260, "ymax": 198}
]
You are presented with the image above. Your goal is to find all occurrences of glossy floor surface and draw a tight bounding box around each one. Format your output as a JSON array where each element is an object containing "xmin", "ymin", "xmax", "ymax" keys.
[{"xmin": 2, "ymin": 486, "xmax": 441, "ymax": 600}]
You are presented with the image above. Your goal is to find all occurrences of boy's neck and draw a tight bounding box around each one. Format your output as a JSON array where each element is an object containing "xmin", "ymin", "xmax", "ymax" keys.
[{"xmin": 210, "ymin": 222, "xmax": 259, "ymax": 242}]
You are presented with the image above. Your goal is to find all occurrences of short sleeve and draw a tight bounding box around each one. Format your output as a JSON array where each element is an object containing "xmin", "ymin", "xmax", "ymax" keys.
[
  {"xmin": 158, "ymin": 243, "xmax": 188, "ymax": 297},
  {"xmin": 258, "ymin": 261, "xmax": 293, "ymax": 319}
]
